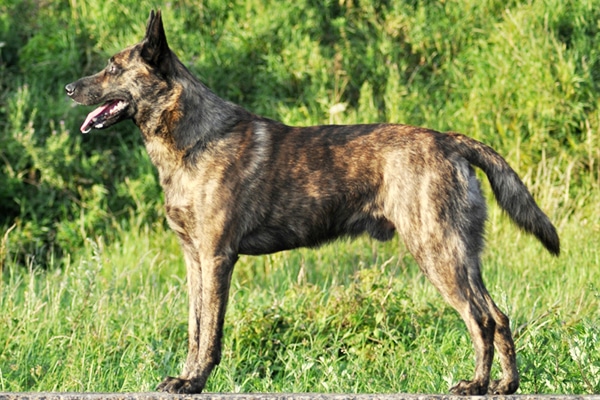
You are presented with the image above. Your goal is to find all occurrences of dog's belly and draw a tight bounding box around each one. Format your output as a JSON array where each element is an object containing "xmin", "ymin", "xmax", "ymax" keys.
[
  {"xmin": 237, "ymin": 215, "xmax": 396, "ymax": 255},
  {"xmin": 237, "ymin": 226, "xmax": 304, "ymax": 255}
]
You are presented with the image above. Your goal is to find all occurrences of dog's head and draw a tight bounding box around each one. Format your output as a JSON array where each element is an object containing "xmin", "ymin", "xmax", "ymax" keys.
[{"xmin": 65, "ymin": 10, "xmax": 175, "ymax": 133}]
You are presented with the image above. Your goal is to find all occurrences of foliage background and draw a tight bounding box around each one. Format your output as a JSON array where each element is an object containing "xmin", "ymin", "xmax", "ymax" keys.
[{"xmin": 0, "ymin": 0, "xmax": 599, "ymax": 394}]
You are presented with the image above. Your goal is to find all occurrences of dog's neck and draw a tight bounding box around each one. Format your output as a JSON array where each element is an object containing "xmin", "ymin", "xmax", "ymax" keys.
[
  {"xmin": 177, "ymin": 79, "xmax": 249, "ymax": 149},
  {"xmin": 138, "ymin": 58, "xmax": 251, "ymax": 153},
  {"xmin": 136, "ymin": 61, "xmax": 253, "ymax": 185}
]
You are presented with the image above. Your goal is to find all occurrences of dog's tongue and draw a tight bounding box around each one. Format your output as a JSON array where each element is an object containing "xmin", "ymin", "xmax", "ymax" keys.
[{"xmin": 80, "ymin": 102, "xmax": 113, "ymax": 133}]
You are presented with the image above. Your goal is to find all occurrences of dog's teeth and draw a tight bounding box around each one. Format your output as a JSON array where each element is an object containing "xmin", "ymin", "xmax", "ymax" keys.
[{"xmin": 108, "ymin": 100, "xmax": 127, "ymax": 116}]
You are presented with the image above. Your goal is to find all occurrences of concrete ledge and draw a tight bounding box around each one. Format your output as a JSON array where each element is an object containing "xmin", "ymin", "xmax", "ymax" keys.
[{"xmin": 0, "ymin": 394, "xmax": 599, "ymax": 400}]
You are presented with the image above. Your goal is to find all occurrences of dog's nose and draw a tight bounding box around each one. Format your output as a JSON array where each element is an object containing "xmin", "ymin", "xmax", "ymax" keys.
[{"xmin": 65, "ymin": 83, "xmax": 76, "ymax": 96}]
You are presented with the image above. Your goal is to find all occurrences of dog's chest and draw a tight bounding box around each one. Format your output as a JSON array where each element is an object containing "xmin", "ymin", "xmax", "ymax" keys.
[
  {"xmin": 161, "ymin": 169, "xmax": 204, "ymax": 243},
  {"xmin": 160, "ymin": 159, "xmax": 228, "ymax": 243}
]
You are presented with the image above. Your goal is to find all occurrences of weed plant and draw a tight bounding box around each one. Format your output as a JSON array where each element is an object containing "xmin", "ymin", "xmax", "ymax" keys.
[{"xmin": 1, "ymin": 0, "xmax": 599, "ymax": 394}]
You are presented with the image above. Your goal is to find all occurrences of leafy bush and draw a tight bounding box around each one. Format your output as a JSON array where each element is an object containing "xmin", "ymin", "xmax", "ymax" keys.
[{"xmin": 1, "ymin": 0, "xmax": 599, "ymax": 267}]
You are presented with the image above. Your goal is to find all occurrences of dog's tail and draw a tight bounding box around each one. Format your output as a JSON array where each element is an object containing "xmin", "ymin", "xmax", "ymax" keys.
[{"xmin": 448, "ymin": 132, "xmax": 560, "ymax": 256}]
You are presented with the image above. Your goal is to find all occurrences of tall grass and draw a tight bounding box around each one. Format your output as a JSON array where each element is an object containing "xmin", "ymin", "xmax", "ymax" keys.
[
  {"xmin": 1, "ymin": 0, "xmax": 599, "ymax": 394},
  {"xmin": 1, "ymin": 214, "xmax": 598, "ymax": 393}
]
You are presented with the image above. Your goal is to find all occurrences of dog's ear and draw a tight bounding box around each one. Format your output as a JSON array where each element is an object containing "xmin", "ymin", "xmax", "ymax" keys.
[{"xmin": 141, "ymin": 10, "xmax": 172, "ymax": 75}]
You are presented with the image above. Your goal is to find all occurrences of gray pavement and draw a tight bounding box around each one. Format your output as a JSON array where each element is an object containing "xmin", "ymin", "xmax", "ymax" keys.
[{"xmin": 1, "ymin": 394, "xmax": 599, "ymax": 400}]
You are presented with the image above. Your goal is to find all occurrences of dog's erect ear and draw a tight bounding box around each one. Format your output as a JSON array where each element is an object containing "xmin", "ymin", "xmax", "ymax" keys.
[{"xmin": 141, "ymin": 10, "xmax": 172, "ymax": 75}]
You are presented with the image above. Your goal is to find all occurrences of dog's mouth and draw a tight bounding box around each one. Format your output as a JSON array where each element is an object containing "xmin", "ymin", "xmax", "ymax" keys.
[{"xmin": 80, "ymin": 99, "xmax": 129, "ymax": 134}]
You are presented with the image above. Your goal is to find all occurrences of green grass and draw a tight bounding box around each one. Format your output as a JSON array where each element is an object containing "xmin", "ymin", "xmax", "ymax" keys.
[
  {"xmin": 1, "ymin": 209, "xmax": 599, "ymax": 393},
  {"xmin": 1, "ymin": 0, "xmax": 599, "ymax": 394}
]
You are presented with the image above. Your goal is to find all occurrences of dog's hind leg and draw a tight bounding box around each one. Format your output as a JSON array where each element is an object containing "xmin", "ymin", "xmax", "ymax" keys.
[
  {"xmin": 389, "ymin": 164, "xmax": 502, "ymax": 394},
  {"xmin": 458, "ymin": 171, "xmax": 519, "ymax": 395},
  {"xmin": 413, "ymin": 244, "xmax": 497, "ymax": 395},
  {"xmin": 454, "ymin": 257, "xmax": 519, "ymax": 395},
  {"xmin": 451, "ymin": 239, "xmax": 518, "ymax": 394},
  {"xmin": 480, "ymin": 288, "xmax": 519, "ymax": 394}
]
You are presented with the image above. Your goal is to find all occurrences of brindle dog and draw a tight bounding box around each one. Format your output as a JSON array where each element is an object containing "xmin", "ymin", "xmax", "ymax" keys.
[{"xmin": 65, "ymin": 10, "xmax": 559, "ymax": 395}]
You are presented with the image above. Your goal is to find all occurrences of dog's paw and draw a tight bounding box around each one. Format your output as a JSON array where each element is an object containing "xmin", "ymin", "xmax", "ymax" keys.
[
  {"xmin": 156, "ymin": 376, "xmax": 200, "ymax": 394},
  {"xmin": 450, "ymin": 379, "xmax": 488, "ymax": 395},
  {"xmin": 488, "ymin": 378, "xmax": 519, "ymax": 395}
]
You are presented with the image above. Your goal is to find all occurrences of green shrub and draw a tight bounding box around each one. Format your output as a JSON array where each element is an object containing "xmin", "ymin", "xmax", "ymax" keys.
[{"xmin": 1, "ymin": 0, "xmax": 598, "ymax": 267}]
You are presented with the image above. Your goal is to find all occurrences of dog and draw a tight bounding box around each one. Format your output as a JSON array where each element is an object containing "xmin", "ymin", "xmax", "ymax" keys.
[{"xmin": 65, "ymin": 10, "xmax": 559, "ymax": 395}]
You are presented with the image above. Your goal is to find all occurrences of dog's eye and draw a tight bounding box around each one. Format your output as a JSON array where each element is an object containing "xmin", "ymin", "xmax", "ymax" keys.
[{"xmin": 107, "ymin": 64, "xmax": 120, "ymax": 75}]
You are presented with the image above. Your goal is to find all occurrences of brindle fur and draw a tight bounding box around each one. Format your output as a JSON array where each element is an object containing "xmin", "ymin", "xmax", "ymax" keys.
[{"xmin": 65, "ymin": 10, "xmax": 560, "ymax": 395}]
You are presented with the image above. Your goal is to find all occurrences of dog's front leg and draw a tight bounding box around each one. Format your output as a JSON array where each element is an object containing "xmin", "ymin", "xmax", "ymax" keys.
[
  {"xmin": 182, "ymin": 245, "xmax": 203, "ymax": 377},
  {"xmin": 157, "ymin": 250, "xmax": 237, "ymax": 394}
]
